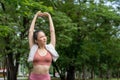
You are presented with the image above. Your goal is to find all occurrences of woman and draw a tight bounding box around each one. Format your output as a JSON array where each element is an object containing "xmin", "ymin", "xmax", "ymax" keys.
[{"xmin": 28, "ymin": 11, "xmax": 59, "ymax": 80}]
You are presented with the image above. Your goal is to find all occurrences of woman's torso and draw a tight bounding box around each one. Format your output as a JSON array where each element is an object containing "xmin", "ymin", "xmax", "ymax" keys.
[{"xmin": 31, "ymin": 49, "xmax": 52, "ymax": 74}]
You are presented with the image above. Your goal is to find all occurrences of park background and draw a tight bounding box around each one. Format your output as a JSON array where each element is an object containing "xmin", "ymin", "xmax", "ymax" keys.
[{"xmin": 0, "ymin": 0, "xmax": 120, "ymax": 80}]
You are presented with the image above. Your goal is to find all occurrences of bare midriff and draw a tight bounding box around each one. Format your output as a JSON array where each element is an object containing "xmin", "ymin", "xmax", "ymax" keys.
[{"xmin": 31, "ymin": 65, "xmax": 50, "ymax": 74}]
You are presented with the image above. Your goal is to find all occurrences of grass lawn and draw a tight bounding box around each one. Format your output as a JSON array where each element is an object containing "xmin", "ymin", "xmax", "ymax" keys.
[
  {"xmin": 0, "ymin": 77, "xmax": 119, "ymax": 80},
  {"xmin": 51, "ymin": 78, "xmax": 119, "ymax": 80},
  {"xmin": 52, "ymin": 77, "xmax": 61, "ymax": 80}
]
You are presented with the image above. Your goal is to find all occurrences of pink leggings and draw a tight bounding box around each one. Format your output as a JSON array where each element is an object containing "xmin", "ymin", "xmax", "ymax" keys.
[{"xmin": 29, "ymin": 73, "xmax": 51, "ymax": 80}]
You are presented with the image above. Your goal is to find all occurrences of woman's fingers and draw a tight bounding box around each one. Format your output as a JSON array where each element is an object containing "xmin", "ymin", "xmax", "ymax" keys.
[
  {"xmin": 43, "ymin": 12, "xmax": 51, "ymax": 17},
  {"xmin": 36, "ymin": 11, "xmax": 50, "ymax": 17},
  {"xmin": 35, "ymin": 11, "xmax": 41, "ymax": 16}
]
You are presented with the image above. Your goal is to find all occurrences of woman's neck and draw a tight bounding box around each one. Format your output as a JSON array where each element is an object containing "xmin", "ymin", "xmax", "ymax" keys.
[{"xmin": 38, "ymin": 44, "xmax": 45, "ymax": 49}]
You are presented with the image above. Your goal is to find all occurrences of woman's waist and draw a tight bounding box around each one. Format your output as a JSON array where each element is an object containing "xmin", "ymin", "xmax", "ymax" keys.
[{"xmin": 31, "ymin": 65, "xmax": 50, "ymax": 74}]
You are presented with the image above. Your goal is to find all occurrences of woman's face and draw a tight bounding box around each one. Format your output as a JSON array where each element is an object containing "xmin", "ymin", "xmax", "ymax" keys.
[{"xmin": 36, "ymin": 31, "xmax": 47, "ymax": 45}]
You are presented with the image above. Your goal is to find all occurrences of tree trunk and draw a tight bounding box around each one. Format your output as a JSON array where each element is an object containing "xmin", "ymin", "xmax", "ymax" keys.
[
  {"xmin": 99, "ymin": 67, "xmax": 104, "ymax": 80},
  {"xmin": 52, "ymin": 61, "xmax": 66, "ymax": 80},
  {"xmin": 6, "ymin": 53, "xmax": 16, "ymax": 80},
  {"xmin": 82, "ymin": 65, "xmax": 86, "ymax": 80},
  {"xmin": 53, "ymin": 67, "xmax": 56, "ymax": 77},
  {"xmin": 106, "ymin": 69, "xmax": 111, "ymax": 80},
  {"xmin": 90, "ymin": 67, "xmax": 94, "ymax": 79},
  {"xmin": 117, "ymin": 68, "xmax": 120, "ymax": 80},
  {"xmin": 66, "ymin": 65, "xmax": 75, "ymax": 80},
  {"xmin": 6, "ymin": 53, "xmax": 20, "ymax": 80},
  {"xmin": 3, "ymin": 55, "xmax": 7, "ymax": 80}
]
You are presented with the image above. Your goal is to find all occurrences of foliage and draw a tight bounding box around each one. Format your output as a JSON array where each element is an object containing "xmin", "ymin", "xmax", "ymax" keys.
[{"xmin": 0, "ymin": 0, "xmax": 120, "ymax": 80}]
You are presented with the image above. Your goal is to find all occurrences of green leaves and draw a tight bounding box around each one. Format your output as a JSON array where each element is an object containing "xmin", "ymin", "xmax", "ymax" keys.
[
  {"xmin": 0, "ymin": 0, "xmax": 120, "ymax": 79},
  {"xmin": 0, "ymin": 25, "xmax": 13, "ymax": 37},
  {"xmin": 52, "ymin": 11, "xmax": 77, "ymax": 47}
]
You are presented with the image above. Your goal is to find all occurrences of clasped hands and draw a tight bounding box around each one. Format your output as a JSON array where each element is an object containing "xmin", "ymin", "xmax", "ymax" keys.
[{"xmin": 35, "ymin": 11, "xmax": 50, "ymax": 17}]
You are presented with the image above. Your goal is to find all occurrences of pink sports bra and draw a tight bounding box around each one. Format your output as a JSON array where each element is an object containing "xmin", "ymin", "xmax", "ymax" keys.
[{"xmin": 33, "ymin": 50, "xmax": 52, "ymax": 66}]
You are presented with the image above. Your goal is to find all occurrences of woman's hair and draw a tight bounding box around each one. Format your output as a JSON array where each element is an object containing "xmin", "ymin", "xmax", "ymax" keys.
[{"xmin": 33, "ymin": 30, "xmax": 44, "ymax": 43}]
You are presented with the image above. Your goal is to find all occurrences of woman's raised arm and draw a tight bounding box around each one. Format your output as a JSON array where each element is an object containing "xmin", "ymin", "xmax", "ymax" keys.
[
  {"xmin": 28, "ymin": 11, "xmax": 41, "ymax": 49},
  {"xmin": 44, "ymin": 12, "xmax": 56, "ymax": 47}
]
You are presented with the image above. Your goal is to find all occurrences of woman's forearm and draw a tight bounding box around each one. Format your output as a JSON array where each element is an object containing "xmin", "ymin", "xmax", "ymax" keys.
[
  {"xmin": 29, "ymin": 15, "xmax": 38, "ymax": 32},
  {"xmin": 48, "ymin": 14, "xmax": 56, "ymax": 47},
  {"xmin": 28, "ymin": 11, "xmax": 40, "ymax": 48},
  {"xmin": 48, "ymin": 15, "xmax": 55, "ymax": 32}
]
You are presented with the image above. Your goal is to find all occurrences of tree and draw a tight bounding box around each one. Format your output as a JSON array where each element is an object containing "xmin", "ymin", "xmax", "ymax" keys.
[
  {"xmin": 0, "ymin": 0, "xmax": 54, "ymax": 80},
  {"xmin": 45, "ymin": 0, "xmax": 120, "ymax": 80},
  {"xmin": 0, "ymin": 0, "xmax": 120, "ymax": 80}
]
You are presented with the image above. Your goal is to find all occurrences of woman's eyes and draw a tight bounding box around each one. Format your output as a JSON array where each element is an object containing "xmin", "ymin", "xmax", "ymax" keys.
[{"xmin": 39, "ymin": 36, "xmax": 46, "ymax": 38}]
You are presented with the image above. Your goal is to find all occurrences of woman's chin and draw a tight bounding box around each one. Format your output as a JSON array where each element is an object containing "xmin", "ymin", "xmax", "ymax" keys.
[{"xmin": 44, "ymin": 42, "xmax": 47, "ymax": 45}]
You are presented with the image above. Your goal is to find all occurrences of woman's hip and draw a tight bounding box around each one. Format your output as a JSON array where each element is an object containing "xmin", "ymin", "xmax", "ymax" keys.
[{"xmin": 29, "ymin": 73, "xmax": 51, "ymax": 80}]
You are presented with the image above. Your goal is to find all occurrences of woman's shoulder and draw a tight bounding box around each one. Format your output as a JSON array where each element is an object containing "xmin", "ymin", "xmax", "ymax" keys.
[{"xmin": 46, "ymin": 43, "xmax": 54, "ymax": 49}]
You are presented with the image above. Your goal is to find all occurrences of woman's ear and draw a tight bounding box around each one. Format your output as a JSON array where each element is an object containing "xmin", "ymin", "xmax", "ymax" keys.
[{"xmin": 35, "ymin": 40, "xmax": 38, "ymax": 44}]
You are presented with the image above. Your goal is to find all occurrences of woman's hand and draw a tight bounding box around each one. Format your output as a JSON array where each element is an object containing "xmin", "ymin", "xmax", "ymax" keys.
[
  {"xmin": 35, "ymin": 11, "xmax": 41, "ymax": 17},
  {"xmin": 43, "ymin": 12, "xmax": 50, "ymax": 17},
  {"xmin": 38, "ymin": 12, "xmax": 51, "ymax": 17}
]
